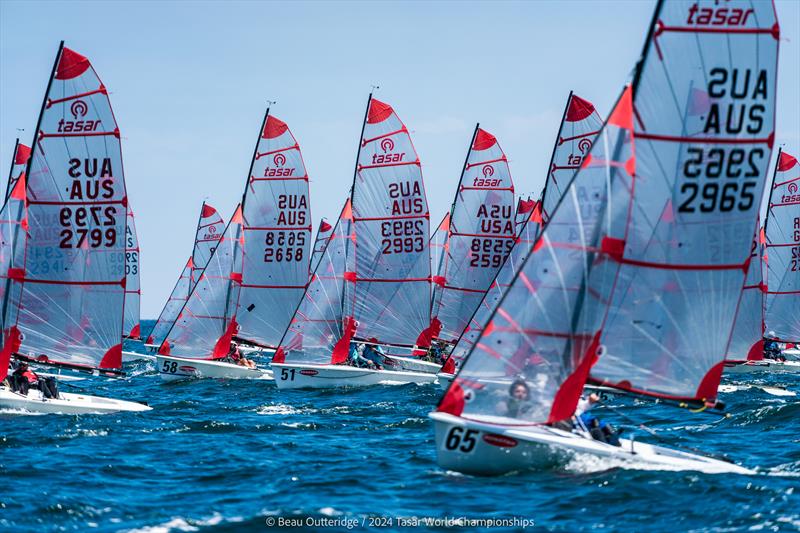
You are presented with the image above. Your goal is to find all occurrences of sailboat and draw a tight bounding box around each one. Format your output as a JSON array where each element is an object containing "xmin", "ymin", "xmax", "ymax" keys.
[
  {"xmin": 272, "ymin": 96, "xmax": 438, "ymax": 388},
  {"xmin": 763, "ymin": 150, "xmax": 800, "ymax": 363},
  {"xmin": 436, "ymin": 92, "xmax": 602, "ymax": 387},
  {"xmin": 0, "ymin": 43, "xmax": 150, "ymax": 414},
  {"xmin": 430, "ymin": 0, "xmax": 778, "ymax": 475},
  {"xmin": 430, "ymin": 127, "xmax": 516, "ymax": 350},
  {"xmin": 143, "ymin": 201, "xmax": 225, "ymax": 353},
  {"xmin": 156, "ymin": 110, "xmax": 313, "ymax": 380}
]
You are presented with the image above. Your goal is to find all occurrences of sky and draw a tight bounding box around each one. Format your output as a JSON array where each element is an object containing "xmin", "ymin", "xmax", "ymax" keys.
[{"xmin": 1, "ymin": 0, "xmax": 799, "ymax": 318}]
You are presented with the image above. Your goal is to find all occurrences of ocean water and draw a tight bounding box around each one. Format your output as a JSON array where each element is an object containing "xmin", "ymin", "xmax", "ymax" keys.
[{"xmin": 1, "ymin": 320, "xmax": 799, "ymax": 532}]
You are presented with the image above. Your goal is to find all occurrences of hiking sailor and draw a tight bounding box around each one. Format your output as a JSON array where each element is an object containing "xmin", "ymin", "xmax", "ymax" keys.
[
  {"xmin": 575, "ymin": 392, "xmax": 620, "ymax": 446},
  {"xmin": 7, "ymin": 361, "xmax": 59, "ymax": 399},
  {"xmin": 496, "ymin": 379, "xmax": 534, "ymax": 418}
]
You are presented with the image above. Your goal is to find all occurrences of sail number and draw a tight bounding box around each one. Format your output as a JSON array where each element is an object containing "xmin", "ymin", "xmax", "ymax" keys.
[
  {"xmin": 381, "ymin": 220, "xmax": 425, "ymax": 254},
  {"xmin": 678, "ymin": 147, "xmax": 763, "ymax": 213},
  {"xmin": 444, "ymin": 427, "xmax": 479, "ymax": 453},
  {"xmin": 161, "ymin": 361, "xmax": 178, "ymax": 373},
  {"xmin": 125, "ymin": 251, "xmax": 139, "ymax": 275},
  {"xmin": 58, "ymin": 206, "xmax": 118, "ymax": 248},
  {"xmin": 280, "ymin": 368, "xmax": 296, "ymax": 381},
  {"xmin": 469, "ymin": 238, "xmax": 513, "ymax": 268},
  {"xmin": 264, "ymin": 231, "xmax": 305, "ymax": 262}
]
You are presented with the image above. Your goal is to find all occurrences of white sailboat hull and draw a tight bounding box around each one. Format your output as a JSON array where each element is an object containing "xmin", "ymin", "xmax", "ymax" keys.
[
  {"xmin": 155, "ymin": 355, "xmax": 272, "ymax": 381},
  {"xmin": 122, "ymin": 350, "xmax": 155, "ymax": 362},
  {"xmin": 0, "ymin": 386, "xmax": 151, "ymax": 415},
  {"xmin": 389, "ymin": 356, "xmax": 441, "ymax": 374},
  {"xmin": 724, "ymin": 360, "xmax": 800, "ymax": 374},
  {"xmin": 782, "ymin": 348, "xmax": 800, "ymax": 360},
  {"xmin": 272, "ymin": 362, "xmax": 437, "ymax": 389},
  {"xmin": 429, "ymin": 412, "xmax": 753, "ymax": 476}
]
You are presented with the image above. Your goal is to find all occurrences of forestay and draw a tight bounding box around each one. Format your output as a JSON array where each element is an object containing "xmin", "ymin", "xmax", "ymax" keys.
[
  {"xmin": 237, "ymin": 113, "xmax": 312, "ymax": 348},
  {"xmin": 4, "ymin": 140, "xmax": 31, "ymax": 204},
  {"xmin": 5, "ymin": 45, "xmax": 129, "ymax": 371},
  {"xmin": 123, "ymin": 205, "xmax": 141, "ymax": 339},
  {"xmin": 146, "ymin": 202, "xmax": 224, "ymax": 346},
  {"xmin": 442, "ymin": 94, "xmax": 599, "ymax": 373},
  {"xmin": 588, "ymin": 0, "xmax": 778, "ymax": 402},
  {"xmin": 765, "ymin": 150, "xmax": 800, "ymax": 343},
  {"xmin": 310, "ymin": 218, "xmax": 333, "ymax": 275},
  {"xmin": 275, "ymin": 199, "xmax": 354, "ymax": 365},
  {"xmin": 431, "ymin": 127, "xmax": 516, "ymax": 343},
  {"xmin": 346, "ymin": 97, "xmax": 432, "ymax": 347},
  {"xmin": 727, "ymin": 223, "xmax": 766, "ymax": 362},
  {"xmin": 159, "ymin": 205, "xmax": 245, "ymax": 359},
  {"xmin": 438, "ymin": 89, "xmax": 636, "ymax": 423}
]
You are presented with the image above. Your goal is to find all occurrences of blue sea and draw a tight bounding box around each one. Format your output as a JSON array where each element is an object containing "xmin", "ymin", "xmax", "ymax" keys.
[{"xmin": 1, "ymin": 320, "xmax": 798, "ymax": 532}]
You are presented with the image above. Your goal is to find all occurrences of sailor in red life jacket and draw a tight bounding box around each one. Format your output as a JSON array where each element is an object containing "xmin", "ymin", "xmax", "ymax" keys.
[
  {"xmin": 226, "ymin": 342, "xmax": 256, "ymax": 369},
  {"xmin": 8, "ymin": 361, "xmax": 59, "ymax": 399}
]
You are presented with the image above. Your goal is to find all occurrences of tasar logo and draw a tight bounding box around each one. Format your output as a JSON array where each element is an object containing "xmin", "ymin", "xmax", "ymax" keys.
[
  {"xmin": 578, "ymin": 138, "xmax": 593, "ymax": 154},
  {"xmin": 372, "ymin": 137, "xmax": 405, "ymax": 165},
  {"xmin": 784, "ymin": 182, "xmax": 800, "ymax": 203},
  {"xmin": 70, "ymin": 100, "xmax": 88, "ymax": 118},
  {"xmin": 789, "ymin": 183, "xmax": 798, "ymax": 195},
  {"xmin": 58, "ymin": 99, "xmax": 101, "ymax": 133},
  {"xmin": 263, "ymin": 151, "xmax": 295, "ymax": 177},
  {"xmin": 208, "ymin": 225, "xmax": 217, "ymax": 234},
  {"xmin": 482, "ymin": 165, "xmax": 495, "ymax": 177},
  {"xmin": 473, "ymin": 164, "xmax": 501, "ymax": 188}
]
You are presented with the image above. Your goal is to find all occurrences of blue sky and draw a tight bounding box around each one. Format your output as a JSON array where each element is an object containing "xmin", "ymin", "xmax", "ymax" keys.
[{"xmin": 2, "ymin": 0, "xmax": 799, "ymax": 317}]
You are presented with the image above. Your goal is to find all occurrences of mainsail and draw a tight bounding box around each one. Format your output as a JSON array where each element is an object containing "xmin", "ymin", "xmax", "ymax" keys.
[
  {"xmin": 123, "ymin": 205, "xmax": 141, "ymax": 339},
  {"xmin": 440, "ymin": 0, "xmax": 778, "ymax": 420},
  {"xmin": 345, "ymin": 97, "xmax": 432, "ymax": 347},
  {"xmin": 541, "ymin": 93, "xmax": 604, "ymax": 224},
  {"xmin": 4, "ymin": 140, "xmax": 31, "ymax": 204},
  {"xmin": 442, "ymin": 94, "xmax": 600, "ymax": 372},
  {"xmin": 430, "ymin": 127, "xmax": 516, "ymax": 343},
  {"xmin": 236, "ymin": 112, "xmax": 312, "ymax": 349},
  {"xmin": 2, "ymin": 44, "xmax": 131, "ymax": 373},
  {"xmin": 310, "ymin": 218, "xmax": 333, "ymax": 275},
  {"xmin": 764, "ymin": 150, "xmax": 800, "ymax": 342},
  {"xmin": 727, "ymin": 222, "xmax": 766, "ymax": 362},
  {"xmin": 159, "ymin": 205, "xmax": 245, "ymax": 359},
  {"xmin": 146, "ymin": 202, "xmax": 224, "ymax": 346},
  {"xmin": 274, "ymin": 199, "xmax": 354, "ymax": 364}
]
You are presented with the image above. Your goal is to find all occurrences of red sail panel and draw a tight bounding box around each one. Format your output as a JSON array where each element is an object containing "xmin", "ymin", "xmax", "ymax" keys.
[
  {"xmin": 541, "ymin": 93, "xmax": 604, "ymax": 224},
  {"xmin": 727, "ymin": 221, "xmax": 766, "ymax": 362},
  {"xmin": 237, "ymin": 114, "xmax": 312, "ymax": 348},
  {"xmin": 347, "ymin": 98, "xmax": 431, "ymax": 346},
  {"xmin": 4, "ymin": 140, "xmax": 31, "ymax": 204},
  {"xmin": 438, "ymin": 92, "xmax": 635, "ymax": 423},
  {"xmin": 278, "ymin": 199, "xmax": 353, "ymax": 364},
  {"xmin": 310, "ymin": 218, "xmax": 334, "ymax": 276},
  {"xmin": 429, "ymin": 212, "xmax": 450, "ymax": 301},
  {"xmin": 123, "ymin": 205, "xmax": 141, "ymax": 339},
  {"xmin": 442, "ymin": 94, "xmax": 600, "ymax": 373},
  {"xmin": 160, "ymin": 205, "xmax": 245, "ymax": 359},
  {"xmin": 431, "ymin": 128, "xmax": 516, "ymax": 342},
  {"xmin": 11, "ymin": 45, "xmax": 128, "ymax": 371},
  {"xmin": 589, "ymin": 0, "xmax": 778, "ymax": 402},
  {"xmin": 765, "ymin": 150, "xmax": 800, "ymax": 342},
  {"xmin": 147, "ymin": 202, "xmax": 225, "ymax": 346},
  {"xmin": 0, "ymin": 175, "xmax": 29, "ymax": 380}
]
